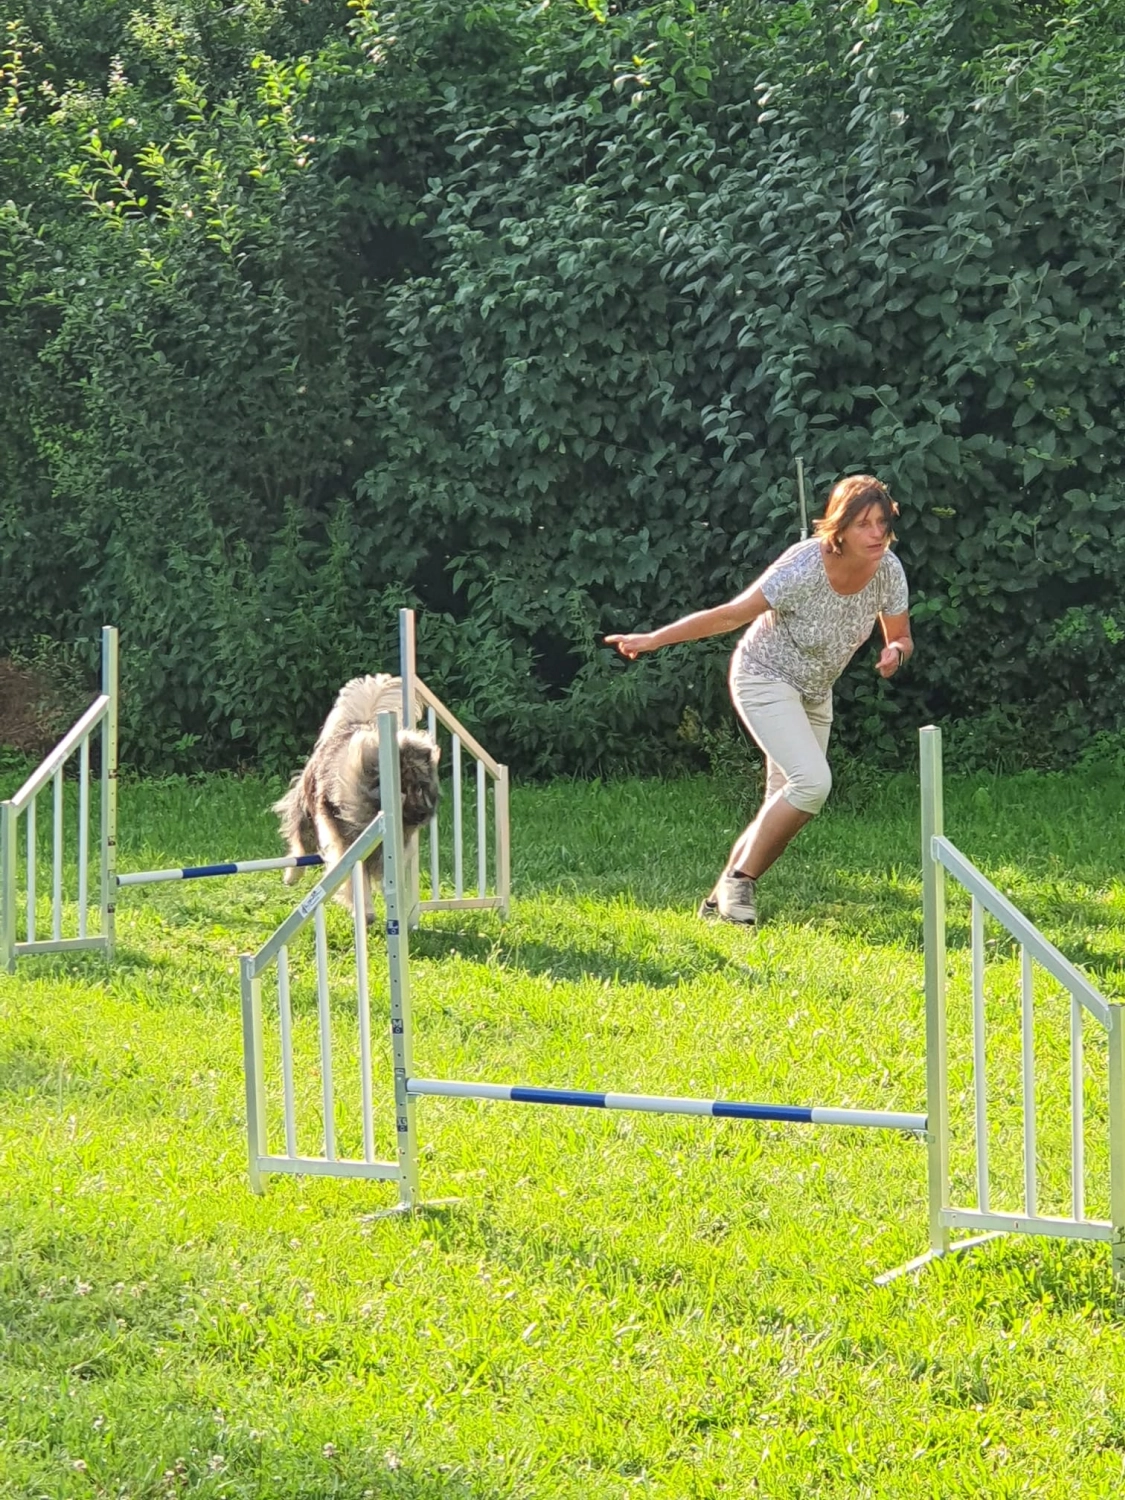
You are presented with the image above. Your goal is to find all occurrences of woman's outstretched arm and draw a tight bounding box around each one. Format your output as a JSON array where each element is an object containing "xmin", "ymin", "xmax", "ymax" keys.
[{"xmin": 606, "ymin": 582, "xmax": 771, "ymax": 659}]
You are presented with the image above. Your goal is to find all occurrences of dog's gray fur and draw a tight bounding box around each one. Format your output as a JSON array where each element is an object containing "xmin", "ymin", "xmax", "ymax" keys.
[{"xmin": 274, "ymin": 674, "xmax": 440, "ymax": 924}]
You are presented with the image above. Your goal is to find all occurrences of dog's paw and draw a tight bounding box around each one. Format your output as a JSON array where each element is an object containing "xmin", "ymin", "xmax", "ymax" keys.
[{"xmin": 282, "ymin": 867, "xmax": 301, "ymax": 886}]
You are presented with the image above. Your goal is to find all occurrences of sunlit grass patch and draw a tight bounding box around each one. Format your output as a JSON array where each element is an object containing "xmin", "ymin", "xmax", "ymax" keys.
[{"xmin": 1, "ymin": 766, "xmax": 1123, "ymax": 1497}]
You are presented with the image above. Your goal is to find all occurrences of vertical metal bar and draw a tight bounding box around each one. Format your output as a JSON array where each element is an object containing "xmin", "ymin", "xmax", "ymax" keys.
[
  {"xmin": 1, "ymin": 802, "xmax": 16, "ymax": 972},
  {"xmin": 970, "ymin": 896, "xmax": 988, "ymax": 1210},
  {"xmin": 477, "ymin": 759, "xmax": 487, "ymax": 897},
  {"xmin": 26, "ymin": 796, "xmax": 36, "ymax": 945},
  {"xmin": 399, "ymin": 607, "xmax": 422, "ymax": 930},
  {"xmin": 496, "ymin": 765, "xmax": 511, "ymax": 918},
  {"xmin": 427, "ymin": 705, "xmax": 439, "ymax": 901},
  {"xmin": 240, "ymin": 956, "xmax": 266, "ymax": 1194},
  {"xmin": 379, "ymin": 712, "xmax": 419, "ymax": 1209},
  {"xmin": 1107, "ymin": 1003, "xmax": 1125, "ymax": 1284},
  {"xmin": 353, "ymin": 863, "xmax": 375, "ymax": 1163},
  {"xmin": 452, "ymin": 734, "xmax": 463, "ymax": 898},
  {"xmin": 314, "ymin": 903, "xmax": 336, "ymax": 1160},
  {"xmin": 52, "ymin": 767, "xmax": 63, "ymax": 941},
  {"xmin": 796, "ymin": 455, "xmax": 808, "ymax": 540},
  {"xmin": 1070, "ymin": 993, "xmax": 1084, "ymax": 1221},
  {"xmin": 278, "ymin": 945, "xmax": 297, "ymax": 1160},
  {"xmin": 399, "ymin": 608, "xmax": 417, "ymax": 730},
  {"xmin": 78, "ymin": 738, "xmax": 89, "ymax": 939},
  {"xmin": 920, "ymin": 727, "xmax": 950, "ymax": 1257},
  {"xmin": 1021, "ymin": 945, "xmax": 1037, "ymax": 1217},
  {"xmin": 100, "ymin": 626, "xmax": 119, "ymax": 959}
]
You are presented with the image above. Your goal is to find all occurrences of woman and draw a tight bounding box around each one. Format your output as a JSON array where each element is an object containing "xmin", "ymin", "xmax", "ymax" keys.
[{"xmin": 606, "ymin": 474, "xmax": 912, "ymax": 925}]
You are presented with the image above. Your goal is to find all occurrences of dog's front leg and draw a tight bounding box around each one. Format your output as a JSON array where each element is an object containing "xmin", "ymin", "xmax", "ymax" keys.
[{"xmin": 360, "ymin": 858, "xmax": 376, "ymax": 927}]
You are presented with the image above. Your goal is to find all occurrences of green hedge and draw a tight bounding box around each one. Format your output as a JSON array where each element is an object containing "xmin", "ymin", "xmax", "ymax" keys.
[{"xmin": 2, "ymin": 1, "xmax": 1124, "ymax": 776}]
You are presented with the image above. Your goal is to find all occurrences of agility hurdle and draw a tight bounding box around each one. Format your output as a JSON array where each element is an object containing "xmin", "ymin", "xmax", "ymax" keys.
[
  {"xmin": 241, "ymin": 723, "xmax": 1124, "ymax": 1285},
  {"xmin": 241, "ymin": 713, "xmax": 929, "ymax": 1224},
  {"xmin": 0, "ymin": 613, "xmax": 509, "ymax": 971}
]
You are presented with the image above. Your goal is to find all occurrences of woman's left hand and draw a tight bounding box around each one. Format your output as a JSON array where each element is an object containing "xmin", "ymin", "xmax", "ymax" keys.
[{"xmin": 876, "ymin": 645, "xmax": 903, "ymax": 678}]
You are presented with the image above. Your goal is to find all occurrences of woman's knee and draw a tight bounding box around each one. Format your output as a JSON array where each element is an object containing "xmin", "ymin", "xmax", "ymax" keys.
[{"xmin": 783, "ymin": 762, "xmax": 832, "ymax": 814}]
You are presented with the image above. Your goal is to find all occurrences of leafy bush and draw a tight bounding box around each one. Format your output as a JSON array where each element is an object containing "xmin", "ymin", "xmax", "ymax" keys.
[{"xmin": 2, "ymin": 1, "xmax": 1125, "ymax": 775}]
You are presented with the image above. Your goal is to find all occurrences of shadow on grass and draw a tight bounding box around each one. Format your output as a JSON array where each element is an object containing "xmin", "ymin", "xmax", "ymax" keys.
[
  {"xmin": 407, "ymin": 924, "xmax": 758, "ymax": 990},
  {"xmin": 944, "ymin": 1235, "xmax": 1125, "ymax": 1318}
]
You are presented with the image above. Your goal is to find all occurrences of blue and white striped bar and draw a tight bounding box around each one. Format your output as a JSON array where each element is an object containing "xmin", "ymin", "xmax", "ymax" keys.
[
  {"xmin": 407, "ymin": 1079, "xmax": 926, "ymax": 1132},
  {"xmin": 118, "ymin": 854, "xmax": 323, "ymax": 887}
]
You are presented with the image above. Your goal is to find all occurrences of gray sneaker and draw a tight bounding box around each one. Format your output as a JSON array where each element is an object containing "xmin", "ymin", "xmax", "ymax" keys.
[
  {"xmin": 716, "ymin": 873, "xmax": 756, "ymax": 924},
  {"xmin": 697, "ymin": 895, "xmax": 719, "ymax": 921}
]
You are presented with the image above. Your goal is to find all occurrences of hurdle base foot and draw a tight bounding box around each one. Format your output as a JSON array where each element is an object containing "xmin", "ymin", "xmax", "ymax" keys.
[{"xmin": 875, "ymin": 1232, "xmax": 1006, "ymax": 1286}]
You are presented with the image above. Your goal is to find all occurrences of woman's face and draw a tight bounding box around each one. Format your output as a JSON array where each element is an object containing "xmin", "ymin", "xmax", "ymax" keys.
[{"xmin": 840, "ymin": 503, "xmax": 890, "ymax": 560}]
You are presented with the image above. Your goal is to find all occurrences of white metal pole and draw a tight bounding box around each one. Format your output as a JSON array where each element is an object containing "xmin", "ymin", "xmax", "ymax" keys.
[
  {"xmin": 452, "ymin": 735, "xmax": 463, "ymax": 898},
  {"xmin": 379, "ymin": 711, "xmax": 419, "ymax": 1210},
  {"xmin": 399, "ymin": 608, "xmax": 422, "ymax": 929},
  {"xmin": 399, "ymin": 608, "xmax": 417, "ymax": 731},
  {"xmin": 797, "ymin": 456, "xmax": 808, "ymax": 540},
  {"xmin": 477, "ymin": 759, "xmax": 487, "ymax": 897},
  {"xmin": 971, "ymin": 896, "xmax": 989, "ymax": 1211},
  {"xmin": 1106, "ymin": 1002, "xmax": 1124, "ymax": 1283},
  {"xmin": 353, "ymin": 863, "xmax": 376, "ymax": 1163},
  {"xmin": 100, "ymin": 626, "xmax": 118, "ymax": 960},
  {"xmin": 240, "ymin": 956, "xmax": 266, "ymax": 1195},
  {"xmin": 26, "ymin": 796, "xmax": 36, "ymax": 945},
  {"xmin": 78, "ymin": 738, "xmax": 89, "ymax": 939},
  {"xmin": 314, "ymin": 902, "xmax": 336, "ymax": 1160},
  {"xmin": 1070, "ymin": 994, "xmax": 1085, "ymax": 1222},
  {"xmin": 427, "ymin": 705, "xmax": 439, "ymax": 901},
  {"xmin": 921, "ymin": 726, "xmax": 950, "ymax": 1259},
  {"xmin": 496, "ymin": 766, "xmax": 511, "ymax": 918},
  {"xmin": 1021, "ymin": 946, "xmax": 1037, "ymax": 1217},
  {"xmin": 278, "ymin": 945, "xmax": 297, "ymax": 1160},
  {"xmin": 52, "ymin": 767, "xmax": 63, "ymax": 942},
  {"xmin": 1, "ymin": 802, "xmax": 16, "ymax": 972}
]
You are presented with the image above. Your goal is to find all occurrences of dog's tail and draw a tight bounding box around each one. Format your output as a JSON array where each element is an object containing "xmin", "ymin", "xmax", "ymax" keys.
[
  {"xmin": 273, "ymin": 775, "xmax": 318, "ymax": 883},
  {"xmin": 338, "ymin": 727, "xmax": 441, "ymax": 836}
]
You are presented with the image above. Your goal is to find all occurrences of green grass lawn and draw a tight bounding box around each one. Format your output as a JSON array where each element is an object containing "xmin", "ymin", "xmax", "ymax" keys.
[{"xmin": 2, "ymin": 759, "xmax": 1124, "ymax": 1498}]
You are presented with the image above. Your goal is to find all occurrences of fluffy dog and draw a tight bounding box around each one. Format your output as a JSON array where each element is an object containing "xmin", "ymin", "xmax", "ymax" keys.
[{"xmin": 274, "ymin": 674, "xmax": 440, "ymax": 924}]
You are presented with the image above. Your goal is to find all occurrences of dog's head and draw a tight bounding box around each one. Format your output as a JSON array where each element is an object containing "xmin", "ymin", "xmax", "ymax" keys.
[{"xmin": 398, "ymin": 730, "xmax": 441, "ymax": 827}]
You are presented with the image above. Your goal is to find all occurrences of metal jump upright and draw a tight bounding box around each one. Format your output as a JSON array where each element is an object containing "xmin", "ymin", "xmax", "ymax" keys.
[
  {"xmin": 879, "ymin": 726, "xmax": 1125, "ymax": 1283},
  {"xmin": 1, "ymin": 626, "xmax": 118, "ymax": 971}
]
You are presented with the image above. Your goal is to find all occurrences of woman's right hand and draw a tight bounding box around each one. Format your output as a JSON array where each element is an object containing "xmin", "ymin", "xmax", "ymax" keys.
[{"xmin": 605, "ymin": 632, "xmax": 658, "ymax": 660}]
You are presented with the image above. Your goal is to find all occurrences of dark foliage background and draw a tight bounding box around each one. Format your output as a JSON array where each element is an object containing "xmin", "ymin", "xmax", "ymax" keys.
[{"xmin": 2, "ymin": 0, "xmax": 1123, "ymax": 776}]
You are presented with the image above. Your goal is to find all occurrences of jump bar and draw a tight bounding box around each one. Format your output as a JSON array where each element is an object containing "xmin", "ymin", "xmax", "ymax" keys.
[
  {"xmin": 407, "ymin": 1079, "xmax": 926, "ymax": 1133},
  {"xmin": 118, "ymin": 854, "xmax": 324, "ymax": 886}
]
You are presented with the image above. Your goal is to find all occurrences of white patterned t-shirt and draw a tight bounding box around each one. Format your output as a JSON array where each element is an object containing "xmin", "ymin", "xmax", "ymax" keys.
[{"xmin": 731, "ymin": 539, "xmax": 909, "ymax": 701}]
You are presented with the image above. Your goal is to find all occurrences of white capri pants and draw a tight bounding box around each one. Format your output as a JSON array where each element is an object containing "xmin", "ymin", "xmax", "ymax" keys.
[{"xmin": 729, "ymin": 669, "xmax": 833, "ymax": 814}]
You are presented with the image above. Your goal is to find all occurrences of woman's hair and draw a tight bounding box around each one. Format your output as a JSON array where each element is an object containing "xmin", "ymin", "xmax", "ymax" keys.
[{"xmin": 813, "ymin": 474, "xmax": 899, "ymax": 553}]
